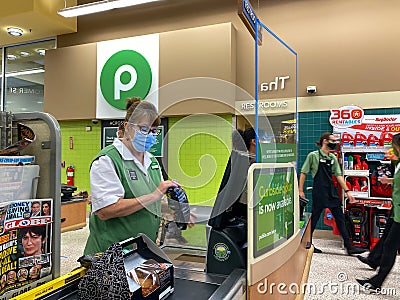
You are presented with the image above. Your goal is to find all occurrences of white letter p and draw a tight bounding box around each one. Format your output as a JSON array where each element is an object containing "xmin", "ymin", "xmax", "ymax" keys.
[{"xmin": 114, "ymin": 64, "xmax": 137, "ymax": 100}]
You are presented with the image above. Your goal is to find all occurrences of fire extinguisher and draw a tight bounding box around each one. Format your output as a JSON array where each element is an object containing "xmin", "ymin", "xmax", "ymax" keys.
[{"xmin": 66, "ymin": 165, "xmax": 74, "ymax": 186}]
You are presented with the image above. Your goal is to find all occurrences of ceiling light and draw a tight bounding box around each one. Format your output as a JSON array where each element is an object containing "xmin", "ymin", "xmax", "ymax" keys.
[
  {"xmin": 7, "ymin": 54, "xmax": 17, "ymax": 60},
  {"xmin": 8, "ymin": 68, "xmax": 45, "ymax": 77},
  {"xmin": 19, "ymin": 51, "xmax": 30, "ymax": 57},
  {"xmin": 7, "ymin": 27, "xmax": 23, "ymax": 36},
  {"xmin": 58, "ymin": 0, "xmax": 161, "ymax": 18},
  {"xmin": 37, "ymin": 49, "xmax": 46, "ymax": 56},
  {"xmin": 0, "ymin": 68, "xmax": 45, "ymax": 78}
]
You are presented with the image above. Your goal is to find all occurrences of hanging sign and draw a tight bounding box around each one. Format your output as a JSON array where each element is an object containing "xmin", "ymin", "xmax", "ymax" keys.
[{"xmin": 238, "ymin": 0, "xmax": 262, "ymax": 44}]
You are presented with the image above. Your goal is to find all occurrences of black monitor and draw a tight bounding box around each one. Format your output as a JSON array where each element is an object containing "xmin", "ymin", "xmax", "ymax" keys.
[{"xmin": 208, "ymin": 150, "xmax": 251, "ymax": 229}]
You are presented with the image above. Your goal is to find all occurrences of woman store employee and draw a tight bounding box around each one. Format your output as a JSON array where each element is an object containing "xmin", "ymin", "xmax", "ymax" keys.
[{"xmin": 84, "ymin": 98, "xmax": 178, "ymax": 254}]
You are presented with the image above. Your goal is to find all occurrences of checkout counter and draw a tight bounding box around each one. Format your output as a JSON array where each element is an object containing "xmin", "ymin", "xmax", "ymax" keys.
[
  {"xmin": 60, "ymin": 185, "xmax": 87, "ymax": 233},
  {"xmin": 12, "ymin": 150, "xmax": 312, "ymax": 300}
]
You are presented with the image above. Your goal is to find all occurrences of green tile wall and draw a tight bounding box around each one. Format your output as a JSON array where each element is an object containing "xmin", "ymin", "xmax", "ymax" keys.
[
  {"xmin": 167, "ymin": 115, "xmax": 233, "ymax": 206},
  {"xmin": 59, "ymin": 120, "xmax": 101, "ymax": 193},
  {"xmin": 298, "ymin": 107, "xmax": 400, "ymax": 230}
]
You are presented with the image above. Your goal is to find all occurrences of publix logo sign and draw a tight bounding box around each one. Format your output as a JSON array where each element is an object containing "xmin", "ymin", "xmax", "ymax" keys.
[
  {"xmin": 97, "ymin": 34, "xmax": 159, "ymax": 118},
  {"xmin": 100, "ymin": 50, "xmax": 152, "ymax": 109}
]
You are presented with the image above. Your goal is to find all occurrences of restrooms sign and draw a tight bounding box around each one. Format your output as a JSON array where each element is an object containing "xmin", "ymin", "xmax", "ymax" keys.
[{"xmin": 96, "ymin": 34, "xmax": 159, "ymax": 119}]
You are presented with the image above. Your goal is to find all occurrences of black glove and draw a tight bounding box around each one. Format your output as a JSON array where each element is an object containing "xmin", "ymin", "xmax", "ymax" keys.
[
  {"xmin": 299, "ymin": 196, "xmax": 309, "ymax": 208},
  {"xmin": 166, "ymin": 187, "xmax": 190, "ymax": 230}
]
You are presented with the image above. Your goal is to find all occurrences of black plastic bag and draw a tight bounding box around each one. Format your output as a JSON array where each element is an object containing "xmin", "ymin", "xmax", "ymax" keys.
[{"xmin": 78, "ymin": 243, "xmax": 131, "ymax": 300}]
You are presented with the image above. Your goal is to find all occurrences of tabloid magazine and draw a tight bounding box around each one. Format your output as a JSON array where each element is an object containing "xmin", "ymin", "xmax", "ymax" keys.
[{"xmin": 0, "ymin": 199, "xmax": 52, "ymax": 297}]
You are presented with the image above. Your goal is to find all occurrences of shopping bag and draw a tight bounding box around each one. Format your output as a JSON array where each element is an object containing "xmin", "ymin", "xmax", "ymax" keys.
[{"xmin": 78, "ymin": 243, "xmax": 131, "ymax": 300}]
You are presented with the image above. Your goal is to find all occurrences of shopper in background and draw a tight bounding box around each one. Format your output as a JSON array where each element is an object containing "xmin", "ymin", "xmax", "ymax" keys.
[
  {"xmin": 84, "ymin": 98, "xmax": 179, "ymax": 254},
  {"xmin": 299, "ymin": 132, "xmax": 366, "ymax": 255},
  {"xmin": 356, "ymin": 146, "xmax": 398, "ymax": 269},
  {"xmin": 356, "ymin": 133, "xmax": 400, "ymax": 292},
  {"xmin": 233, "ymin": 127, "xmax": 256, "ymax": 153}
]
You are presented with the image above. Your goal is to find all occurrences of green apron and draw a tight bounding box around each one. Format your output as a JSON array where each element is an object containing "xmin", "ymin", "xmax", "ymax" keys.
[
  {"xmin": 392, "ymin": 165, "xmax": 400, "ymax": 223},
  {"xmin": 84, "ymin": 145, "xmax": 162, "ymax": 254}
]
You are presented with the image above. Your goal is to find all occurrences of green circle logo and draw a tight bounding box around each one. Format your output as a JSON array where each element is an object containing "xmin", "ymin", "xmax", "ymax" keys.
[
  {"xmin": 100, "ymin": 50, "xmax": 152, "ymax": 109},
  {"xmin": 213, "ymin": 243, "xmax": 231, "ymax": 261}
]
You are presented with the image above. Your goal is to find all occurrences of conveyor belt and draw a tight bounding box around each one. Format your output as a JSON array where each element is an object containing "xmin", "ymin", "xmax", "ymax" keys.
[
  {"xmin": 170, "ymin": 278, "xmax": 219, "ymax": 300},
  {"xmin": 40, "ymin": 278, "xmax": 219, "ymax": 300},
  {"xmin": 13, "ymin": 244, "xmax": 246, "ymax": 300},
  {"xmin": 13, "ymin": 268, "xmax": 245, "ymax": 300}
]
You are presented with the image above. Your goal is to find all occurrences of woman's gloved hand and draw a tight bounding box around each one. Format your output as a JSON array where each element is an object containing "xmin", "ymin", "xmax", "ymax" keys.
[{"xmin": 166, "ymin": 187, "xmax": 190, "ymax": 230}]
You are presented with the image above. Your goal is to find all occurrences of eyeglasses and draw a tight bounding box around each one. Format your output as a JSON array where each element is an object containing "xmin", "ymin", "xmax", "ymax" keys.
[{"xmin": 131, "ymin": 123, "xmax": 160, "ymax": 135}]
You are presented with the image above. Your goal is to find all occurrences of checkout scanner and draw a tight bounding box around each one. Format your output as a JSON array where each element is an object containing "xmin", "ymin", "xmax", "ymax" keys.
[{"xmin": 206, "ymin": 150, "xmax": 250, "ymax": 275}]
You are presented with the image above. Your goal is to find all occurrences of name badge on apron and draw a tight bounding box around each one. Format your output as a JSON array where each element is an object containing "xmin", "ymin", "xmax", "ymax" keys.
[{"xmin": 128, "ymin": 170, "xmax": 138, "ymax": 180}]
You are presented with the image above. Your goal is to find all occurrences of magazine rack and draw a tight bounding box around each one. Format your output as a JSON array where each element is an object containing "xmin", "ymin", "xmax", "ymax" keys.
[{"xmin": 0, "ymin": 112, "xmax": 61, "ymax": 298}]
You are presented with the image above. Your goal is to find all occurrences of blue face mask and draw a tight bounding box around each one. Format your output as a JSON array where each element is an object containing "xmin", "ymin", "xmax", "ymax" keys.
[{"xmin": 132, "ymin": 131, "xmax": 156, "ymax": 152}]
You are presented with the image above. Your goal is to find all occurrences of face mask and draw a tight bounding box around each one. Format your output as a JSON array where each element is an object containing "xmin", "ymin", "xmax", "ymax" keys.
[
  {"xmin": 132, "ymin": 131, "xmax": 156, "ymax": 152},
  {"xmin": 327, "ymin": 142, "xmax": 337, "ymax": 150}
]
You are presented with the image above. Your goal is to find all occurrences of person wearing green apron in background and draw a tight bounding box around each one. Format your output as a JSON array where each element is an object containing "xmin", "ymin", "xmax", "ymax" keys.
[
  {"xmin": 84, "ymin": 98, "xmax": 179, "ymax": 254},
  {"xmin": 356, "ymin": 133, "xmax": 400, "ymax": 292},
  {"xmin": 299, "ymin": 132, "xmax": 366, "ymax": 255},
  {"xmin": 356, "ymin": 146, "xmax": 399, "ymax": 270}
]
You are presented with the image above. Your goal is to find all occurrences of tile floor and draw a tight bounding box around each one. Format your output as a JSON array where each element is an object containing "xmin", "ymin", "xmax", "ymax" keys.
[
  {"xmin": 304, "ymin": 238, "xmax": 400, "ymax": 300},
  {"xmin": 60, "ymin": 224, "xmax": 400, "ymax": 299}
]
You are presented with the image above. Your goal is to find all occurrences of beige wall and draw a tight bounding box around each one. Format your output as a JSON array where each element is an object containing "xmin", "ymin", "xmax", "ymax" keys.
[
  {"xmin": 48, "ymin": 0, "xmax": 400, "ymax": 119},
  {"xmin": 159, "ymin": 23, "xmax": 237, "ymax": 115},
  {"xmin": 44, "ymin": 43, "xmax": 97, "ymax": 119},
  {"xmin": 45, "ymin": 23, "xmax": 237, "ymax": 119}
]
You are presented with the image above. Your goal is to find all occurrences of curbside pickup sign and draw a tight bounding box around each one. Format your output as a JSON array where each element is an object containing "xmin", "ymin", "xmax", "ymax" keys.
[{"xmin": 96, "ymin": 34, "xmax": 159, "ymax": 119}]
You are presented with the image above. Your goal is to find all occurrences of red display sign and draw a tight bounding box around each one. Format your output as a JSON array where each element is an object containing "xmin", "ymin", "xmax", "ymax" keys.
[
  {"xmin": 332, "ymin": 105, "xmax": 400, "ymax": 149},
  {"xmin": 329, "ymin": 105, "xmax": 364, "ymax": 128}
]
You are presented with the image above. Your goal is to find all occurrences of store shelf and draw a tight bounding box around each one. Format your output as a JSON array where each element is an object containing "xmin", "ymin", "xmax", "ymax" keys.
[
  {"xmin": 353, "ymin": 197, "xmax": 392, "ymax": 209},
  {"xmin": 349, "ymin": 191, "xmax": 368, "ymax": 198},
  {"xmin": 342, "ymin": 146, "xmax": 390, "ymax": 153},
  {"xmin": 344, "ymin": 170, "xmax": 369, "ymax": 176}
]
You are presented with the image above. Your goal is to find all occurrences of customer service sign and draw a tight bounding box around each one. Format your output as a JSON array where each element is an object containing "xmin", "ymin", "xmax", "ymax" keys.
[{"xmin": 96, "ymin": 34, "xmax": 159, "ymax": 119}]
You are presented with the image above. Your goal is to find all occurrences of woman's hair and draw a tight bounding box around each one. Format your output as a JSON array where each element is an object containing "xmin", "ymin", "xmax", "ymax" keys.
[
  {"xmin": 18, "ymin": 226, "xmax": 46, "ymax": 240},
  {"xmin": 123, "ymin": 97, "xmax": 161, "ymax": 133},
  {"xmin": 392, "ymin": 133, "xmax": 400, "ymax": 148},
  {"xmin": 316, "ymin": 132, "xmax": 332, "ymax": 146},
  {"xmin": 232, "ymin": 129, "xmax": 245, "ymax": 151},
  {"xmin": 41, "ymin": 201, "xmax": 51, "ymax": 213},
  {"xmin": 235, "ymin": 127, "xmax": 255, "ymax": 151}
]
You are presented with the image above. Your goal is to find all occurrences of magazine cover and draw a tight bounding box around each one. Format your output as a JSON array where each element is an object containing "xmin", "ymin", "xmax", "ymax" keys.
[
  {"xmin": 0, "ymin": 199, "xmax": 52, "ymax": 296},
  {"xmin": 0, "ymin": 166, "xmax": 40, "ymax": 202}
]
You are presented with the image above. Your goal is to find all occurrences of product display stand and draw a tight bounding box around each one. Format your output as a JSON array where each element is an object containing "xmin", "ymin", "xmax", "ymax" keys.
[
  {"xmin": 341, "ymin": 145, "xmax": 392, "ymax": 250},
  {"xmin": 13, "ymin": 112, "xmax": 62, "ymax": 276}
]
